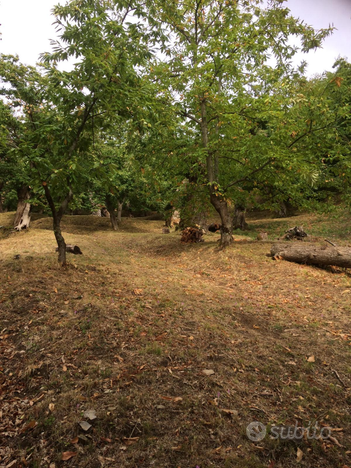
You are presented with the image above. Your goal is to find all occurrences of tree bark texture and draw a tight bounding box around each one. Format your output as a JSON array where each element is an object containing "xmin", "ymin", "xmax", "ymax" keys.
[
  {"xmin": 210, "ymin": 191, "xmax": 233, "ymax": 246},
  {"xmin": 43, "ymin": 183, "xmax": 73, "ymax": 266},
  {"xmin": 117, "ymin": 201, "xmax": 123, "ymax": 224},
  {"xmin": 271, "ymin": 243, "xmax": 351, "ymax": 268},
  {"xmin": 201, "ymin": 98, "xmax": 233, "ymax": 247},
  {"xmin": 14, "ymin": 185, "xmax": 31, "ymax": 230},
  {"xmin": 105, "ymin": 196, "xmax": 121, "ymax": 231},
  {"xmin": 109, "ymin": 209, "xmax": 118, "ymax": 231},
  {"xmin": 233, "ymin": 204, "xmax": 248, "ymax": 230}
]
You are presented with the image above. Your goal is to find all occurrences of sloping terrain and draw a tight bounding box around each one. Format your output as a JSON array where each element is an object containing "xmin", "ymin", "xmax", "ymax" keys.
[{"xmin": 1, "ymin": 212, "xmax": 351, "ymax": 468}]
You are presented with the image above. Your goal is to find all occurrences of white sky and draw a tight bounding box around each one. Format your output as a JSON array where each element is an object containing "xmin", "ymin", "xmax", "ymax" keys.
[{"xmin": 0, "ymin": 0, "xmax": 350, "ymax": 76}]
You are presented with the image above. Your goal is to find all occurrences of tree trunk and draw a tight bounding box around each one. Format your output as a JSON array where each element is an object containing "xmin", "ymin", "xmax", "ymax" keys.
[
  {"xmin": 271, "ymin": 243, "xmax": 351, "ymax": 268},
  {"xmin": 200, "ymin": 97, "xmax": 233, "ymax": 247},
  {"xmin": 43, "ymin": 183, "xmax": 72, "ymax": 266},
  {"xmin": 0, "ymin": 181, "xmax": 4, "ymax": 213},
  {"xmin": 53, "ymin": 215, "xmax": 67, "ymax": 265},
  {"xmin": 110, "ymin": 209, "xmax": 118, "ymax": 231},
  {"xmin": 14, "ymin": 185, "xmax": 31, "ymax": 230},
  {"xmin": 105, "ymin": 195, "xmax": 119, "ymax": 231},
  {"xmin": 117, "ymin": 201, "xmax": 123, "ymax": 224},
  {"xmin": 233, "ymin": 204, "xmax": 248, "ymax": 230},
  {"xmin": 275, "ymin": 201, "xmax": 288, "ymax": 218},
  {"xmin": 210, "ymin": 191, "xmax": 233, "ymax": 246}
]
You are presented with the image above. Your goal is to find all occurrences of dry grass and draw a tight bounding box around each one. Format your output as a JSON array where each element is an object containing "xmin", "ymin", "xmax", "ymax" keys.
[{"xmin": 1, "ymin": 211, "xmax": 351, "ymax": 468}]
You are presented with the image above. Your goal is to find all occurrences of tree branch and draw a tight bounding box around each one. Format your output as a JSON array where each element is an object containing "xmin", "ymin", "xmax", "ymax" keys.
[
  {"xmin": 224, "ymin": 158, "xmax": 274, "ymax": 192},
  {"xmin": 180, "ymin": 111, "xmax": 201, "ymax": 125}
]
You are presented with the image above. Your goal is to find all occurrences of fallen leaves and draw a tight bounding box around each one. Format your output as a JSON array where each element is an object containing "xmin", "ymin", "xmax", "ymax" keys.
[
  {"xmin": 123, "ymin": 437, "xmax": 139, "ymax": 446},
  {"xmin": 160, "ymin": 396, "xmax": 183, "ymax": 403},
  {"xmin": 20, "ymin": 420, "xmax": 37, "ymax": 434},
  {"xmin": 79, "ymin": 421, "xmax": 92, "ymax": 431},
  {"xmin": 83, "ymin": 409, "xmax": 97, "ymax": 420},
  {"xmin": 296, "ymin": 447, "xmax": 303, "ymax": 463},
  {"xmin": 133, "ymin": 289, "xmax": 143, "ymax": 296},
  {"xmin": 202, "ymin": 369, "xmax": 215, "ymax": 376},
  {"xmin": 61, "ymin": 451, "xmax": 77, "ymax": 461}
]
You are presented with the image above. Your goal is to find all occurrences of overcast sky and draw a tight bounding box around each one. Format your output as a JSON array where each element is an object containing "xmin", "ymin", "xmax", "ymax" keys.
[{"xmin": 0, "ymin": 0, "xmax": 350, "ymax": 76}]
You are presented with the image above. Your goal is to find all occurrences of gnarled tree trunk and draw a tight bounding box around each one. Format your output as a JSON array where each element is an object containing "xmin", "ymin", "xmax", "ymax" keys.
[
  {"xmin": 14, "ymin": 185, "xmax": 31, "ymax": 231},
  {"xmin": 210, "ymin": 191, "xmax": 233, "ymax": 246}
]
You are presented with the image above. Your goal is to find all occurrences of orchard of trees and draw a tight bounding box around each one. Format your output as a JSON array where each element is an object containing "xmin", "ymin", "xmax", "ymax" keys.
[{"xmin": 0, "ymin": 0, "xmax": 350, "ymax": 264}]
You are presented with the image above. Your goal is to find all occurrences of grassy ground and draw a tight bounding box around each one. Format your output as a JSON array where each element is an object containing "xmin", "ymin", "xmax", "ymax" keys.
[{"xmin": 1, "ymin": 211, "xmax": 351, "ymax": 468}]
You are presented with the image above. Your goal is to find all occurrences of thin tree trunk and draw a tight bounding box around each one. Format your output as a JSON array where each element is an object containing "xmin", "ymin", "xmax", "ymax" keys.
[
  {"xmin": 105, "ymin": 195, "xmax": 119, "ymax": 231},
  {"xmin": 53, "ymin": 215, "xmax": 67, "ymax": 265},
  {"xmin": 117, "ymin": 201, "xmax": 123, "ymax": 224},
  {"xmin": 0, "ymin": 181, "xmax": 4, "ymax": 213},
  {"xmin": 14, "ymin": 185, "xmax": 31, "ymax": 230},
  {"xmin": 43, "ymin": 183, "xmax": 72, "ymax": 266}
]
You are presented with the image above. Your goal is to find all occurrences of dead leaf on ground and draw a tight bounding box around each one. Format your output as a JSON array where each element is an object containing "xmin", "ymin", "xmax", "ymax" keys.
[
  {"xmin": 160, "ymin": 395, "xmax": 183, "ymax": 402},
  {"xmin": 133, "ymin": 289, "xmax": 143, "ymax": 296},
  {"xmin": 79, "ymin": 421, "xmax": 92, "ymax": 431},
  {"xmin": 296, "ymin": 447, "xmax": 303, "ymax": 463},
  {"xmin": 123, "ymin": 437, "xmax": 140, "ymax": 446},
  {"xmin": 6, "ymin": 461, "xmax": 17, "ymax": 468},
  {"xmin": 221, "ymin": 409, "xmax": 239, "ymax": 416},
  {"xmin": 307, "ymin": 355, "xmax": 315, "ymax": 363},
  {"xmin": 61, "ymin": 451, "xmax": 77, "ymax": 461},
  {"xmin": 83, "ymin": 409, "xmax": 97, "ymax": 420},
  {"xmin": 20, "ymin": 420, "xmax": 37, "ymax": 433},
  {"xmin": 203, "ymin": 369, "xmax": 215, "ymax": 376}
]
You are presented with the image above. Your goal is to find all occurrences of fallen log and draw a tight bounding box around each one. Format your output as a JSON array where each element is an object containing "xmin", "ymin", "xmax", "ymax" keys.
[{"xmin": 271, "ymin": 242, "xmax": 351, "ymax": 268}]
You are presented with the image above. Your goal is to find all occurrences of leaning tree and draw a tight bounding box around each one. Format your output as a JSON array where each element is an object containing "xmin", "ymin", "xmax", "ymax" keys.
[{"xmin": 0, "ymin": 0, "xmax": 155, "ymax": 264}]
